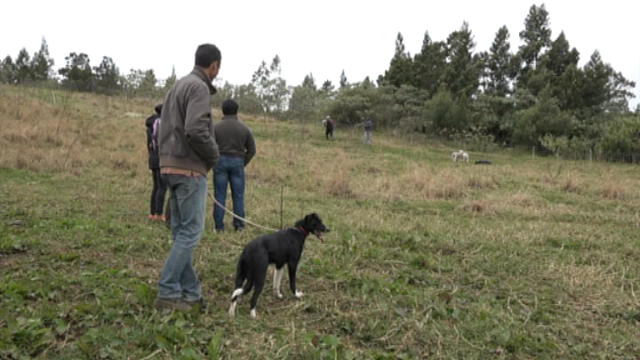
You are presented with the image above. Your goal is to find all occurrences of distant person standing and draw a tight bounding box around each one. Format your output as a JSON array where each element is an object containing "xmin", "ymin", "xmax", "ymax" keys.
[
  {"xmin": 363, "ymin": 117, "xmax": 373, "ymax": 145},
  {"xmin": 213, "ymin": 99, "xmax": 256, "ymax": 232},
  {"xmin": 322, "ymin": 115, "xmax": 334, "ymax": 140},
  {"xmin": 154, "ymin": 44, "xmax": 221, "ymax": 311},
  {"xmin": 145, "ymin": 104, "xmax": 167, "ymax": 221}
]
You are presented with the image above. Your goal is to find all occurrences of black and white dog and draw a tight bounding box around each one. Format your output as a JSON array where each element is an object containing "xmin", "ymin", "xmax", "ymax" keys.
[{"xmin": 228, "ymin": 213, "xmax": 329, "ymax": 318}]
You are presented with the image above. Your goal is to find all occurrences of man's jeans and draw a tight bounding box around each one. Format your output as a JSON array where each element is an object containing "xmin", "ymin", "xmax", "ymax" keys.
[
  {"xmin": 364, "ymin": 130, "xmax": 372, "ymax": 145},
  {"xmin": 158, "ymin": 174, "xmax": 207, "ymax": 301},
  {"xmin": 213, "ymin": 156, "xmax": 245, "ymax": 230}
]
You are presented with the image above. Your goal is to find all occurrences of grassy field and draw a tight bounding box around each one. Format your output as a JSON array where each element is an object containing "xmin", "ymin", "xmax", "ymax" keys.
[{"xmin": 1, "ymin": 84, "xmax": 639, "ymax": 359}]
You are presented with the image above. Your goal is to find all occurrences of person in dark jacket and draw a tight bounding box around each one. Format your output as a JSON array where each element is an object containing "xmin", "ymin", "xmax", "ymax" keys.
[
  {"xmin": 154, "ymin": 44, "xmax": 221, "ymax": 312},
  {"xmin": 145, "ymin": 104, "xmax": 167, "ymax": 221},
  {"xmin": 322, "ymin": 115, "xmax": 334, "ymax": 140},
  {"xmin": 213, "ymin": 99, "xmax": 256, "ymax": 232}
]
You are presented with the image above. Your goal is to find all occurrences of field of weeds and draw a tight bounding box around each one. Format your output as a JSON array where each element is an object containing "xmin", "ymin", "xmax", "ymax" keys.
[{"xmin": 1, "ymin": 84, "xmax": 639, "ymax": 359}]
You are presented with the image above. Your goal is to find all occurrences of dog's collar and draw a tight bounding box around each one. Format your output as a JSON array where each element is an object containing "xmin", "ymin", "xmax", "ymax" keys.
[{"xmin": 297, "ymin": 226, "xmax": 309, "ymax": 236}]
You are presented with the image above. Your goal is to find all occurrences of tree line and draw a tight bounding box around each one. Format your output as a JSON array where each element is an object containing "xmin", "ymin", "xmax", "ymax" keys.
[
  {"xmin": 1, "ymin": 4, "xmax": 638, "ymax": 161},
  {"xmin": 219, "ymin": 4, "xmax": 639, "ymax": 161},
  {"xmin": 0, "ymin": 38, "xmax": 174, "ymax": 98}
]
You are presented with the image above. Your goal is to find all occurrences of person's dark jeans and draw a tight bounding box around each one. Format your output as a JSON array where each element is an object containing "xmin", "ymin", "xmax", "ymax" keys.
[
  {"xmin": 150, "ymin": 168, "xmax": 167, "ymax": 215},
  {"xmin": 213, "ymin": 156, "xmax": 246, "ymax": 231},
  {"xmin": 325, "ymin": 127, "xmax": 333, "ymax": 140}
]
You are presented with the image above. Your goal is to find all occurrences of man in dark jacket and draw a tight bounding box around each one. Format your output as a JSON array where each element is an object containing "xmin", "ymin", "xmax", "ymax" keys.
[
  {"xmin": 213, "ymin": 99, "xmax": 256, "ymax": 231},
  {"xmin": 154, "ymin": 44, "xmax": 221, "ymax": 311},
  {"xmin": 145, "ymin": 104, "xmax": 167, "ymax": 221},
  {"xmin": 322, "ymin": 115, "xmax": 334, "ymax": 140}
]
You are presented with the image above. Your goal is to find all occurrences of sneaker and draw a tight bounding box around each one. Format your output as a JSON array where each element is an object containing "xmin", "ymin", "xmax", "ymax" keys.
[{"xmin": 154, "ymin": 297, "xmax": 193, "ymax": 311}]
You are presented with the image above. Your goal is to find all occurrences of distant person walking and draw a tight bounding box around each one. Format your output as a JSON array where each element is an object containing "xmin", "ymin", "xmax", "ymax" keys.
[
  {"xmin": 154, "ymin": 44, "xmax": 221, "ymax": 311},
  {"xmin": 363, "ymin": 118, "xmax": 373, "ymax": 145},
  {"xmin": 322, "ymin": 115, "xmax": 334, "ymax": 140},
  {"xmin": 145, "ymin": 104, "xmax": 167, "ymax": 221},
  {"xmin": 213, "ymin": 99, "xmax": 256, "ymax": 232}
]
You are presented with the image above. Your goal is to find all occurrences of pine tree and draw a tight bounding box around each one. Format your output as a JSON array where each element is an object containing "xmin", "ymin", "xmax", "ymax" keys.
[
  {"xmin": 301, "ymin": 73, "xmax": 316, "ymax": 90},
  {"xmin": 289, "ymin": 74, "xmax": 320, "ymax": 121},
  {"xmin": 536, "ymin": 32, "xmax": 581, "ymax": 111},
  {"xmin": 93, "ymin": 56, "xmax": 121, "ymax": 94},
  {"xmin": 268, "ymin": 55, "xmax": 289, "ymax": 114},
  {"xmin": 518, "ymin": 4, "xmax": 551, "ymax": 72},
  {"xmin": 582, "ymin": 51, "xmax": 635, "ymax": 114},
  {"xmin": 138, "ymin": 69, "xmax": 158, "ymax": 97},
  {"xmin": 320, "ymin": 80, "xmax": 335, "ymax": 96},
  {"xmin": 541, "ymin": 32, "xmax": 579, "ymax": 77},
  {"xmin": 58, "ymin": 52, "xmax": 94, "ymax": 91},
  {"xmin": 485, "ymin": 26, "xmax": 513, "ymax": 97},
  {"xmin": 15, "ymin": 48, "xmax": 31, "ymax": 84},
  {"xmin": 339, "ymin": 70, "xmax": 348, "ymax": 89},
  {"xmin": 383, "ymin": 32, "xmax": 414, "ymax": 87},
  {"xmin": 0, "ymin": 56, "xmax": 17, "ymax": 84},
  {"xmin": 251, "ymin": 55, "xmax": 289, "ymax": 116},
  {"xmin": 164, "ymin": 66, "xmax": 177, "ymax": 91},
  {"xmin": 413, "ymin": 31, "xmax": 447, "ymax": 97},
  {"xmin": 30, "ymin": 38, "xmax": 54, "ymax": 82},
  {"xmin": 443, "ymin": 22, "xmax": 481, "ymax": 100}
]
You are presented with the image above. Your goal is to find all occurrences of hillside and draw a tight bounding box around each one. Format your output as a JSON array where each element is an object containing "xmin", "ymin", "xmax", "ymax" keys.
[{"xmin": 1, "ymin": 84, "xmax": 639, "ymax": 359}]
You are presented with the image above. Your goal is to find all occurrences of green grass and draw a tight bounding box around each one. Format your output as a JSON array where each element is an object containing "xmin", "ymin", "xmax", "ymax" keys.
[{"xmin": 1, "ymin": 84, "xmax": 639, "ymax": 358}]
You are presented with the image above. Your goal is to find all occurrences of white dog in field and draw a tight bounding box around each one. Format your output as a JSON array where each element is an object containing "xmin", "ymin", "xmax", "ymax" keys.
[{"xmin": 451, "ymin": 149, "xmax": 469, "ymax": 162}]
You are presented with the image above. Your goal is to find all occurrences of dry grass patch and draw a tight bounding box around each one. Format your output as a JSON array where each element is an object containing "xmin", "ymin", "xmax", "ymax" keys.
[
  {"xmin": 305, "ymin": 149, "xmax": 357, "ymax": 198},
  {"xmin": 486, "ymin": 191, "xmax": 550, "ymax": 218},
  {"xmin": 0, "ymin": 88, "xmax": 153, "ymax": 175},
  {"xmin": 460, "ymin": 199, "xmax": 495, "ymax": 214},
  {"xmin": 466, "ymin": 175, "xmax": 498, "ymax": 190},
  {"xmin": 391, "ymin": 167, "xmax": 468, "ymax": 200},
  {"xmin": 562, "ymin": 177, "xmax": 581, "ymax": 193},
  {"xmin": 600, "ymin": 184, "xmax": 627, "ymax": 200},
  {"xmin": 545, "ymin": 262, "xmax": 622, "ymax": 311}
]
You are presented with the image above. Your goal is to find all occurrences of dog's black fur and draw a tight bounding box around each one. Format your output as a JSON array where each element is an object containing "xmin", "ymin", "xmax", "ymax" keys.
[{"xmin": 228, "ymin": 213, "xmax": 329, "ymax": 317}]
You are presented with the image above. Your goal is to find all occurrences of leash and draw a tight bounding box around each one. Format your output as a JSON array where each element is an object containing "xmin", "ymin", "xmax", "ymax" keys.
[{"xmin": 207, "ymin": 192, "xmax": 279, "ymax": 232}]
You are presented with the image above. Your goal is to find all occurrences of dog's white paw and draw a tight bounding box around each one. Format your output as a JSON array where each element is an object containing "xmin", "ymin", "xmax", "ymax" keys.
[
  {"xmin": 250, "ymin": 309, "xmax": 257, "ymax": 318},
  {"xmin": 231, "ymin": 288, "xmax": 243, "ymax": 299},
  {"xmin": 228, "ymin": 302, "xmax": 236, "ymax": 317},
  {"xmin": 295, "ymin": 290, "xmax": 304, "ymax": 299},
  {"xmin": 276, "ymin": 291, "xmax": 283, "ymax": 299}
]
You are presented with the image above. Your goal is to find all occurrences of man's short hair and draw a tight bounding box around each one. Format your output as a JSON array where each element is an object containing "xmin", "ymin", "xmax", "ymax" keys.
[
  {"xmin": 195, "ymin": 44, "xmax": 221, "ymax": 68},
  {"xmin": 222, "ymin": 99, "xmax": 239, "ymax": 115}
]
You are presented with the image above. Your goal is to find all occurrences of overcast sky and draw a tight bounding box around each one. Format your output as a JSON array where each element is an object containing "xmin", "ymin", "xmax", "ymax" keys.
[{"xmin": 2, "ymin": 0, "xmax": 638, "ymax": 108}]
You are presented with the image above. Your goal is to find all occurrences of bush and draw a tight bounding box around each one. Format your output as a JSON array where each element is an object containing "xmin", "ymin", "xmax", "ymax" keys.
[
  {"xmin": 511, "ymin": 88, "xmax": 574, "ymax": 146},
  {"xmin": 598, "ymin": 115, "xmax": 640, "ymax": 162},
  {"xmin": 451, "ymin": 127, "xmax": 498, "ymax": 152},
  {"xmin": 424, "ymin": 89, "xmax": 472, "ymax": 133}
]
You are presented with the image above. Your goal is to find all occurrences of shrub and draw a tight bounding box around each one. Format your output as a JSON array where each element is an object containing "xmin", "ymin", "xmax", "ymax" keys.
[
  {"xmin": 511, "ymin": 88, "xmax": 574, "ymax": 147},
  {"xmin": 598, "ymin": 115, "xmax": 640, "ymax": 162}
]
